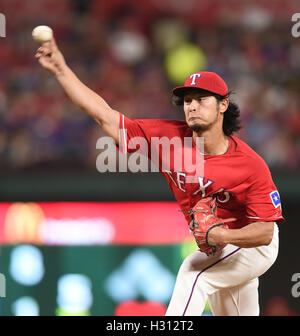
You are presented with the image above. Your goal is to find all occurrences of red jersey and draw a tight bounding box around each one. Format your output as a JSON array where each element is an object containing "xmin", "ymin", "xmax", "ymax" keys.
[{"xmin": 119, "ymin": 114, "xmax": 285, "ymax": 229}]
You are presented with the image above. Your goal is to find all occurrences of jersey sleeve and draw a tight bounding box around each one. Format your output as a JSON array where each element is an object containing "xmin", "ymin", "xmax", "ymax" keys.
[
  {"xmin": 118, "ymin": 113, "xmax": 185, "ymax": 153},
  {"xmin": 245, "ymin": 157, "xmax": 285, "ymax": 223},
  {"xmin": 118, "ymin": 114, "xmax": 153, "ymax": 154}
]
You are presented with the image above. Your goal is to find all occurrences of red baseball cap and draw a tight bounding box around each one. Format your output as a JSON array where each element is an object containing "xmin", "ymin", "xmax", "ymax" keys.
[{"xmin": 172, "ymin": 71, "xmax": 229, "ymax": 97}]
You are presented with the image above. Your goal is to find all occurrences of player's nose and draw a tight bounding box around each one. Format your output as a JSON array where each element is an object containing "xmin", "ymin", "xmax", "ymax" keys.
[{"xmin": 189, "ymin": 99, "xmax": 198, "ymax": 111}]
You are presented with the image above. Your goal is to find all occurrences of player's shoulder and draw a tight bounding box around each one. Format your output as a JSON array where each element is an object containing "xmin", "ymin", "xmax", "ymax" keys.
[
  {"xmin": 134, "ymin": 118, "xmax": 189, "ymax": 137},
  {"xmin": 231, "ymin": 135, "xmax": 271, "ymax": 173}
]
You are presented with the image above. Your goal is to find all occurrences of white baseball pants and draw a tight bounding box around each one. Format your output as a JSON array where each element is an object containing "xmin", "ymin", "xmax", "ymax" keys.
[{"xmin": 166, "ymin": 223, "xmax": 279, "ymax": 316}]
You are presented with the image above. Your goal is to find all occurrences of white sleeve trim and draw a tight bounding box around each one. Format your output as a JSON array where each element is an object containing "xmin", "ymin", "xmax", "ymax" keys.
[
  {"xmin": 121, "ymin": 114, "xmax": 127, "ymax": 154},
  {"xmin": 246, "ymin": 215, "xmax": 260, "ymax": 219},
  {"xmin": 246, "ymin": 215, "xmax": 283, "ymax": 221}
]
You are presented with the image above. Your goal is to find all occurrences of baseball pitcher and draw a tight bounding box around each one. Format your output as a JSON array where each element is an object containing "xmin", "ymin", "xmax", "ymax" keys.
[{"xmin": 35, "ymin": 36, "xmax": 285, "ymax": 316}]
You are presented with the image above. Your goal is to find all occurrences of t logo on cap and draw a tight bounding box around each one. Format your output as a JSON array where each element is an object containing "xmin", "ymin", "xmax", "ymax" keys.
[{"xmin": 190, "ymin": 73, "xmax": 201, "ymax": 85}]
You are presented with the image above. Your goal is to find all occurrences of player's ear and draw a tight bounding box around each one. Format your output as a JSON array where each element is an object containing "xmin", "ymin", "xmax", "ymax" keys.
[{"xmin": 218, "ymin": 98, "xmax": 229, "ymax": 114}]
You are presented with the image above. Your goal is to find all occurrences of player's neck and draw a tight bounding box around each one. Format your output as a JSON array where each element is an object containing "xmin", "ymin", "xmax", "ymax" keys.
[{"xmin": 193, "ymin": 129, "xmax": 229, "ymax": 155}]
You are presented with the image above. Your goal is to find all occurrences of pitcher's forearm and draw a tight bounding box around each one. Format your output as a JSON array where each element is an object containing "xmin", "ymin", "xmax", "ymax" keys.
[
  {"xmin": 53, "ymin": 63, "xmax": 120, "ymax": 142},
  {"xmin": 55, "ymin": 65, "xmax": 111, "ymax": 124},
  {"xmin": 208, "ymin": 221, "xmax": 275, "ymax": 248},
  {"xmin": 35, "ymin": 37, "xmax": 120, "ymax": 143}
]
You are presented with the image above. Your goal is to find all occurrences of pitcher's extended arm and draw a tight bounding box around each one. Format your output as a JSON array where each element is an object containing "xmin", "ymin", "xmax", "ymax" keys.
[{"xmin": 35, "ymin": 36, "xmax": 120, "ymax": 144}]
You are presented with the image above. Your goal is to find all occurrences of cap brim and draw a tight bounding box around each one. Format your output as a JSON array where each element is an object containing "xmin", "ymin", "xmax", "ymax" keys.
[{"xmin": 172, "ymin": 86, "xmax": 214, "ymax": 97}]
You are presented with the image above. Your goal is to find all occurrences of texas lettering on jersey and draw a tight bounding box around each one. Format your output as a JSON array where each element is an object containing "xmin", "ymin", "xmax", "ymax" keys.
[
  {"xmin": 164, "ymin": 171, "xmax": 229, "ymax": 201},
  {"xmin": 164, "ymin": 170, "xmax": 232, "ymax": 209},
  {"xmin": 119, "ymin": 114, "xmax": 285, "ymax": 229}
]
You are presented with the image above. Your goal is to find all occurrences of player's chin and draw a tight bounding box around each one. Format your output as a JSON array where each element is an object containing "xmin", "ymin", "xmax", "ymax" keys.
[{"xmin": 188, "ymin": 121, "xmax": 208, "ymax": 132}]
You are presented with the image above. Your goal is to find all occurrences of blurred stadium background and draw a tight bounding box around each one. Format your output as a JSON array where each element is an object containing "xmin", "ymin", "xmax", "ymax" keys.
[{"xmin": 0, "ymin": 0, "xmax": 299, "ymax": 316}]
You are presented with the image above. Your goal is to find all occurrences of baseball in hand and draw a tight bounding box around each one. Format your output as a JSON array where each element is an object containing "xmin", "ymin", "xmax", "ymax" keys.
[{"xmin": 32, "ymin": 25, "xmax": 53, "ymax": 43}]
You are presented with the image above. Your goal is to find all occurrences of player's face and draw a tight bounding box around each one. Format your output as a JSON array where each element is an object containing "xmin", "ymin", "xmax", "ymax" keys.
[{"xmin": 183, "ymin": 92, "xmax": 223, "ymax": 133}]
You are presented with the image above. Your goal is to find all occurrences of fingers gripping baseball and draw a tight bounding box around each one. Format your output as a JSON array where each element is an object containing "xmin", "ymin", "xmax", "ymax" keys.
[{"xmin": 35, "ymin": 37, "xmax": 66, "ymax": 76}]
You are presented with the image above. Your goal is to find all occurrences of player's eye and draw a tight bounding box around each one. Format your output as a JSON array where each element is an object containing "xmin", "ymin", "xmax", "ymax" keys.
[{"xmin": 184, "ymin": 96, "xmax": 206, "ymax": 104}]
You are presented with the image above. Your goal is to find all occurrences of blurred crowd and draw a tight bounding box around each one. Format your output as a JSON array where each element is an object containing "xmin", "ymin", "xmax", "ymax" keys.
[{"xmin": 0, "ymin": 0, "xmax": 299, "ymax": 172}]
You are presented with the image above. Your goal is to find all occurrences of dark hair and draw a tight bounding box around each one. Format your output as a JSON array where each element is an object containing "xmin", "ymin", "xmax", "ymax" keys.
[{"xmin": 171, "ymin": 89, "xmax": 242, "ymax": 136}]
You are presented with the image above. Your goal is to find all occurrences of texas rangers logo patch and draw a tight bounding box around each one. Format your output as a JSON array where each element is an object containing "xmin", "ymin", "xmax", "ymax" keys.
[{"xmin": 270, "ymin": 190, "xmax": 281, "ymax": 208}]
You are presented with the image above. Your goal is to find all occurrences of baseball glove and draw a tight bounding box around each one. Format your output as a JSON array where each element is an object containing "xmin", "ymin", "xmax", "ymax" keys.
[{"xmin": 188, "ymin": 197, "xmax": 236, "ymax": 256}]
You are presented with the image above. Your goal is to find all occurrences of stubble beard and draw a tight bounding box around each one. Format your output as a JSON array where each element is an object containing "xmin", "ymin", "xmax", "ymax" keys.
[{"xmin": 189, "ymin": 122, "xmax": 210, "ymax": 133}]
